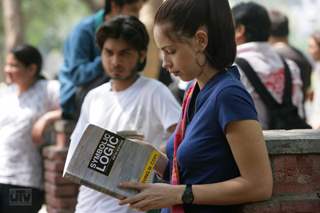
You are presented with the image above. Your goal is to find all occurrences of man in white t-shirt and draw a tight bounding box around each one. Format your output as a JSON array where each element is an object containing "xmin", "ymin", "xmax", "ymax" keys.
[{"xmin": 64, "ymin": 15, "xmax": 181, "ymax": 213}]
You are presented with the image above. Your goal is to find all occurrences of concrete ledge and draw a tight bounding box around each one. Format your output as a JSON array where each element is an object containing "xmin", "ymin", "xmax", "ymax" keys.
[{"xmin": 264, "ymin": 129, "xmax": 320, "ymax": 154}]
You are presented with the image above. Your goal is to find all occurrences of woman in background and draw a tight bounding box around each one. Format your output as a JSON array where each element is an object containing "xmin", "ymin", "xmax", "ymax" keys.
[{"xmin": 0, "ymin": 44, "xmax": 61, "ymax": 213}]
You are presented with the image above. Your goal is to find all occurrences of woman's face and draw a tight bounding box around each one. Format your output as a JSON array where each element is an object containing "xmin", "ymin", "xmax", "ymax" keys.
[
  {"xmin": 308, "ymin": 37, "xmax": 320, "ymax": 61},
  {"xmin": 153, "ymin": 24, "xmax": 201, "ymax": 82},
  {"xmin": 4, "ymin": 53, "xmax": 35, "ymax": 86}
]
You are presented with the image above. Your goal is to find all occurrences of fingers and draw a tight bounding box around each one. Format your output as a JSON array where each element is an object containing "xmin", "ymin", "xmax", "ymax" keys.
[
  {"xmin": 119, "ymin": 194, "xmax": 157, "ymax": 212},
  {"xmin": 118, "ymin": 182, "xmax": 148, "ymax": 206},
  {"xmin": 118, "ymin": 183, "xmax": 173, "ymax": 211},
  {"xmin": 119, "ymin": 192, "xmax": 145, "ymax": 206},
  {"xmin": 128, "ymin": 198, "xmax": 159, "ymax": 212}
]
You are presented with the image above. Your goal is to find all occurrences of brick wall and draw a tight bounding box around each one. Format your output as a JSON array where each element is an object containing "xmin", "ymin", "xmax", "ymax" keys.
[
  {"xmin": 43, "ymin": 122, "xmax": 320, "ymax": 213},
  {"xmin": 43, "ymin": 120, "xmax": 78, "ymax": 213},
  {"xmin": 242, "ymin": 130, "xmax": 320, "ymax": 212}
]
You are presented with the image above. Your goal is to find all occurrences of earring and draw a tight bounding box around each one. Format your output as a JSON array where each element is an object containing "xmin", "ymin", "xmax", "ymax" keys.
[{"xmin": 195, "ymin": 51, "xmax": 207, "ymax": 68}]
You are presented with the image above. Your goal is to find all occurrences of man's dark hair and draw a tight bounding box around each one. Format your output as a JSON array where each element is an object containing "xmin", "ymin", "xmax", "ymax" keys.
[
  {"xmin": 269, "ymin": 10, "xmax": 289, "ymax": 37},
  {"xmin": 104, "ymin": 0, "xmax": 146, "ymax": 15},
  {"xmin": 232, "ymin": 2, "xmax": 271, "ymax": 42},
  {"xmin": 96, "ymin": 15, "xmax": 149, "ymax": 71},
  {"xmin": 11, "ymin": 44, "xmax": 44, "ymax": 79},
  {"xmin": 154, "ymin": 0, "xmax": 236, "ymax": 71}
]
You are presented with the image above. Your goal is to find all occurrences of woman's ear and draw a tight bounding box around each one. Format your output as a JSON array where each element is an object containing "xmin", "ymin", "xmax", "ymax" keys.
[
  {"xmin": 28, "ymin": 64, "xmax": 38, "ymax": 78},
  {"xmin": 195, "ymin": 27, "xmax": 208, "ymax": 51}
]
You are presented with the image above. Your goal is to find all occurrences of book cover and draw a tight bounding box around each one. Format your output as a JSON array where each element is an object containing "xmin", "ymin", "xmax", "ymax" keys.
[{"xmin": 63, "ymin": 124, "xmax": 166, "ymax": 199}]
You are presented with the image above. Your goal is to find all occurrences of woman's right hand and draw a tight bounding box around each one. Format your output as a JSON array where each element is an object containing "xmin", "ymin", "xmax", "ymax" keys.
[{"xmin": 118, "ymin": 182, "xmax": 184, "ymax": 211}]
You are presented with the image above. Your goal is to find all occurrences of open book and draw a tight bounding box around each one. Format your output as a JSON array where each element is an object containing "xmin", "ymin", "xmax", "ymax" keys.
[{"xmin": 63, "ymin": 124, "xmax": 168, "ymax": 199}]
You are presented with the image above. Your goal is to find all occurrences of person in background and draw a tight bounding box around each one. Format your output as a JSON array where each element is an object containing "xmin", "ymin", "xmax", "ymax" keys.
[
  {"xmin": 233, "ymin": 1, "xmax": 305, "ymax": 129},
  {"xmin": 269, "ymin": 9, "xmax": 313, "ymax": 102},
  {"xmin": 307, "ymin": 31, "xmax": 320, "ymax": 128},
  {"xmin": 59, "ymin": 0, "xmax": 147, "ymax": 120},
  {"xmin": 0, "ymin": 44, "xmax": 61, "ymax": 213},
  {"xmin": 118, "ymin": 0, "xmax": 272, "ymax": 212},
  {"xmin": 64, "ymin": 15, "xmax": 181, "ymax": 213}
]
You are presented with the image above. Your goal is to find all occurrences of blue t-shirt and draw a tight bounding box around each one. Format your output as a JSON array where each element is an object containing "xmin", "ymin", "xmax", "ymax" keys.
[
  {"xmin": 59, "ymin": 10, "xmax": 105, "ymax": 116},
  {"xmin": 162, "ymin": 66, "xmax": 258, "ymax": 213}
]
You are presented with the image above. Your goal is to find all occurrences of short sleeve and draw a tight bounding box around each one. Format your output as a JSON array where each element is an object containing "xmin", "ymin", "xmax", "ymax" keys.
[
  {"xmin": 217, "ymin": 86, "xmax": 258, "ymax": 131},
  {"xmin": 151, "ymin": 83, "xmax": 181, "ymax": 130}
]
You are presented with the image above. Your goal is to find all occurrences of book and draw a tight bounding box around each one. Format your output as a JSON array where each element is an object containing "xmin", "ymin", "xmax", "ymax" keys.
[{"xmin": 63, "ymin": 124, "xmax": 167, "ymax": 199}]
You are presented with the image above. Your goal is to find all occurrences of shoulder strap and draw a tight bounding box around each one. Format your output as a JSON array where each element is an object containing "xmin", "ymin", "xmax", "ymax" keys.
[
  {"xmin": 235, "ymin": 58, "xmax": 279, "ymax": 109},
  {"xmin": 280, "ymin": 57, "xmax": 293, "ymax": 105}
]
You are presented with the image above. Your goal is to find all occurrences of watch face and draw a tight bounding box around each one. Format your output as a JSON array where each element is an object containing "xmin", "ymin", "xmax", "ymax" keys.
[{"xmin": 182, "ymin": 185, "xmax": 194, "ymax": 204}]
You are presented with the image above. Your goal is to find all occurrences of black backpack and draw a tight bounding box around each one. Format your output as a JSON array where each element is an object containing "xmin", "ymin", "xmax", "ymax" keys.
[{"xmin": 235, "ymin": 57, "xmax": 311, "ymax": 130}]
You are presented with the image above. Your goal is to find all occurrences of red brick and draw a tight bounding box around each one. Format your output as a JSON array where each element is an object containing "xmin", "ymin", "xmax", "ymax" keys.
[
  {"xmin": 242, "ymin": 196, "xmax": 320, "ymax": 213},
  {"xmin": 44, "ymin": 160, "xmax": 66, "ymax": 173},
  {"xmin": 47, "ymin": 205, "xmax": 75, "ymax": 213},
  {"xmin": 273, "ymin": 170, "xmax": 286, "ymax": 183},
  {"xmin": 45, "ymin": 182, "xmax": 79, "ymax": 197},
  {"xmin": 273, "ymin": 183, "xmax": 315, "ymax": 194},
  {"xmin": 46, "ymin": 194, "xmax": 77, "ymax": 209},
  {"xmin": 271, "ymin": 154, "xmax": 320, "ymax": 195},
  {"xmin": 45, "ymin": 171, "xmax": 72, "ymax": 185},
  {"xmin": 55, "ymin": 132, "xmax": 69, "ymax": 148},
  {"xmin": 312, "ymin": 155, "xmax": 320, "ymax": 173},
  {"xmin": 43, "ymin": 146, "xmax": 68, "ymax": 161},
  {"xmin": 242, "ymin": 201, "xmax": 280, "ymax": 213},
  {"xmin": 280, "ymin": 200, "xmax": 320, "ymax": 212},
  {"xmin": 283, "ymin": 156, "xmax": 297, "ymax": 169}
]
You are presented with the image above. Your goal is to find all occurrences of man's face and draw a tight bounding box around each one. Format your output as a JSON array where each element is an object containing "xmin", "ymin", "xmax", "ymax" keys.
[
  {"xmin": 101, "ymin": 38, "xmax": 144, "ymax": 80},
  {"xmin": 117, "ymin": 0, "xmax": 146, "ymax": 17}
]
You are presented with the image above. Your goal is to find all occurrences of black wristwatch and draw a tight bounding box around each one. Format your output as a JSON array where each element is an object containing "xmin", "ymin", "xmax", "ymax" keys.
[{"xmin": 181, "ymin": 184, "xmax": 194, "ymax": 204}]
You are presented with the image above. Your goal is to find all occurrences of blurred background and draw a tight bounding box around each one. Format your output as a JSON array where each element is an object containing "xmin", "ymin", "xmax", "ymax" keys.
[{"xmin": 0, "ymin": 1, "xmax": 319, "ymax": 212}]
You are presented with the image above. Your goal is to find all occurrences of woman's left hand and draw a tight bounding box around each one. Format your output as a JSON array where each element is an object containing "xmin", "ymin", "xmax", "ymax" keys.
[{"xmin": 118, "ymin": 182, "xmax": 183, "ymax": 211}]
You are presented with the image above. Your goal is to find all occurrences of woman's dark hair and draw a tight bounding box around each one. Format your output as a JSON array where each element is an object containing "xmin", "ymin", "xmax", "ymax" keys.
[
  {"xmin": 154, "ymin": 0, "xmax": 236, "ymax": 71},
  {"xmin": 232, "ymin": 2, "xmax": 271, "ymax": 42},
  {"xmin": 96, "ymin": 15, "xmax": 149, "ymax": 72},
  {"xmin": 10, "ymin": 44, "xmax": 44, "ymax": 79}
]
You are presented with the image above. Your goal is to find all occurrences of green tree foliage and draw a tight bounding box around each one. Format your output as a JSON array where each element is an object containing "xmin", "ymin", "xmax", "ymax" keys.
[
  {"xmin": 21, "ymin": 0, "xmax": 91, "ymax": 53},
  {"xmin": 0, "ymin": 0, "xmax": 96, "ymax": 81}
]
